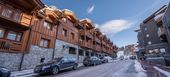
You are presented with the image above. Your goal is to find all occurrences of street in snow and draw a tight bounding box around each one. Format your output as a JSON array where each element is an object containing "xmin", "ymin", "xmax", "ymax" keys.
[{"xmin": 41, "ymin": 60, "xmax": 147, "ymax": 77}]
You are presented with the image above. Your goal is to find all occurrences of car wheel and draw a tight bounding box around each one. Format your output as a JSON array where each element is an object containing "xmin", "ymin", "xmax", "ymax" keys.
[
  {"xmin": 73, "ymin": 64, "xmax": 78, "ymax": 70},
  {"xmin": 52, "ymin": 67, "xmax": 59, "ymax": 75}
]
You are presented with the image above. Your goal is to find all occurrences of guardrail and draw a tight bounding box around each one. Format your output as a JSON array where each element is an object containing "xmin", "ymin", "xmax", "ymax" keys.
[{"xmin": 154, "ymin": 66, "xmax": 170, "ymax": 77}]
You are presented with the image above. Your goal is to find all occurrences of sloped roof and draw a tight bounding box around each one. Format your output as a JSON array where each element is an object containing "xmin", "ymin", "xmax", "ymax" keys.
[
  {"xmin": 80, "ymin": 18, "xmax": 94, "ymax": 29},
  {"xmin": 62, "ymin": 9, "xmax": 78, "ymax": 23}
]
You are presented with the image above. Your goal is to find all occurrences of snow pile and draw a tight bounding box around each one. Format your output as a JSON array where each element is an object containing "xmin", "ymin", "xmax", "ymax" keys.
[
  {"xmin": 135, "ymin": 60, "xmax": 147, "ymax": 77},
  {"xmin": 154, "ymin": 66, "xmax": 170, "ymax": 77}
]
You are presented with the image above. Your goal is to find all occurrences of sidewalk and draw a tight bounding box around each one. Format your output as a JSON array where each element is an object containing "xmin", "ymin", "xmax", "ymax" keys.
[{"xmin": 11, "ymin": 63, "xmax": 84, "ymax": 77}]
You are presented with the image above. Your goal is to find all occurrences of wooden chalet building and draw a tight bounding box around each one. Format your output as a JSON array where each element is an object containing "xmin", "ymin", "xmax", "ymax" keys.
[{"xmin": 0, "ymin": 0, "xmax": 117, "ymax": 71}]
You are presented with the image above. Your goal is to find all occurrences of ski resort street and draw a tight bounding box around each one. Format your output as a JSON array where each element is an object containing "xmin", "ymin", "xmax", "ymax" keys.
[{"xmin": 41, "ymin": 60, "xmax": 147, "ymax": 77}]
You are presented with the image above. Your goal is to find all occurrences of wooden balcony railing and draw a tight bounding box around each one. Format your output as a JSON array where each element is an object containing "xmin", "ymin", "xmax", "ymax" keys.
[
  {"xmin": 0, "ymin": 39, "xmax": 22, "ymax": 52},
  {"xmin": 80, "ymin": 41, "xmax": 93, "ymax": 49}
]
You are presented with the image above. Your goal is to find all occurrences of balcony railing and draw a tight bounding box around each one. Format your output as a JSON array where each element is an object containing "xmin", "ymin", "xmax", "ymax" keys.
[
  {"xmin": 80, "ymin": 41, "xmax": 93, "ymax": 49},
  {"xmin": 0, "ymin": 39, "xmax": 22, "ymax": 52}
]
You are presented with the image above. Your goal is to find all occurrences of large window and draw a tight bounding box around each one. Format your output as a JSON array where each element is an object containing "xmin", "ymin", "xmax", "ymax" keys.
[
  {"xmin": 160, "ymin": 48, "xmax": 166, "ymax": 53},
  {"xmin": 43, "ymin": 21, "xmax": 52, "ymax": 30},
  {"xmin": 16, "ymin": 33, "xmax": 22, "ymax": 41},
  {"xmin": 0, "ymin": 28, "xmax": 5, "ymax": 38},
  {"xmin": 2, "ymin": 8, "xmax": 13, "ymax": 18},
  {"xmin": 78, "ymin": 49, "xmax": 84, "ymax": 56},
  {"xmin": 40, "ymin": 38, "xmax": 50, "ymax": 48},
  {"xmin": 7, "ymin": 31, "xmax": 17, "ymax": 40},
  {"xmin": 69, "ymin": 47, "xmax": 76, "ymax": 54},
  {"xmin": 148, "ymin": 41, "xmax": 152, "ymax": 45},
  {"xmin": 62, "ymin": 29, "xmax": 67, "ymax": 36}
]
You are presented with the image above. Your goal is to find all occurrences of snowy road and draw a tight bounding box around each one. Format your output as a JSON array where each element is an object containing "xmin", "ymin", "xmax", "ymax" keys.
[{"xmin": 41, "ymin": 60, "xmax": 147, "ymax": 77}]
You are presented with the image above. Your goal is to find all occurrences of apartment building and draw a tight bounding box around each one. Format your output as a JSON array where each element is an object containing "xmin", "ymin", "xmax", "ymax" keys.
[
  {"xmin": 0, "ymin": 0, "xmax": 116, "ymax": 71},
  {"xmin": 136, "ymin": 6, "xmax": 170, "ymax": 58},
  {"xmin": 54, "ymin": 9, "xmax": 81, "ymax": 62},
  {"xmin": 0, "ymin": 0, "xmax": 46, "ymax": 71}
]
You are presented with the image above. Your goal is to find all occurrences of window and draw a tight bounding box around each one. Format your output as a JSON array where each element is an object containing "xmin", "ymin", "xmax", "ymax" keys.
[
  {"xmin": 62, "ymin": 29, "xmax": 67, "ymax": 36},
  {"xmin": 13, "ymin": 12, "xmax": 21, "ymax": 22},
  {"xmin": 0, "ymin": 28, "xmax": 5, "ymax": 38},
  {"xmin": 71, "ymin": 32, "xmax": 74, "ymax": 39},
  {"xmin": 85, "ymin": 51, "xmax": 89, "ymax": 56},
  {"xmin": 2, "ymin": 8, "xmax": 13, "ymax": 18},
  {"xmin": 79, "ymin": 49, "xmax": 84, "ymax": 56},
  {"xmin": 16, "ymin": 33, "xmax": 22, "ymax": 41},
  {"xmin": 149, "ymin": 50, "xmax": 153, "ymax": 53},
  {"xmin": 160, "ymin": 48, "xmax": 166, "ymax": 53},
  {"xmin": 40, "ymin": 38, "xmax": 50, "ymax": 48},
  {"xmin": 43, "ymin": 21, "xmax": 52, "ymax": 30},
  {"xmin": 148, "ymin": 41, "xmax": 152, "ymax": 45},
  {"xmin": 144, "ymin": 27, "xmax": 147, "ymax": 31},
  {"xmin": 7, "ymin": 31, "xmax": 17, "ymax": 40},
  {"xmin": 146, "ymin": 34, "xmax": 149, "ymax": 37},
  {"xmin": 69, "ymin": 21, "xmax": 74, "ymax": 28},
  {"xmin": 69, "ymin": 47, "xmax": 76, "ymax": 54}
]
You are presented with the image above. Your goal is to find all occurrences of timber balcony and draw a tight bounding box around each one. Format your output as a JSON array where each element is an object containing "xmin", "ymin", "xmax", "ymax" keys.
[
  {"xmin": 93, "ymin": 44, "xmax": 101, "ymax": 52},
  {"xmin": 0, "ymin": 4, "xmax": 32, "ymax": 30},
  {"xmin": 80, "ymin": 40, "xmax": 93, "ymax": 49},
  {"xmin": 0, "ymin": 39, "xmax": 22, "ymax": 52},
  {"xmin": 80, "ymin": 30, "xmax": 93, "ymax": 39}
]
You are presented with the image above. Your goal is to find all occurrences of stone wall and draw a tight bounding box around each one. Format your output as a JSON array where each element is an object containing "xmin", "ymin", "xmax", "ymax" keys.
[
  {"xmin": 21, "ymin": 45, "xmax": 53, "ymax": 70},
  {"xmin": 0, "ymin": 52, "xmax": 22, "ymax": 71},
  {"xmin": 54, "ymin": 39, "xmax": 85, "ymax": 62}
]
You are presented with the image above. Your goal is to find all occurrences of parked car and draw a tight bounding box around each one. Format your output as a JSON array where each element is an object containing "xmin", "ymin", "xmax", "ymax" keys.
[
  {"xmin": 104, "ymin": 56, "xmax": 113, "ymax": 62},
  {"xmin": 100, "ymin": 57, "xmax": 108, "ymax": 63},
  {"xmin": 83, "ymin": 56, "xmax": 101, "ymax": 66},
  {"xmin": 34, "ymin": 56, "xmax": 78, "ymax": 75},
  {"xmin": 0, "ymin": 67, "xmax": 11, "ymax": 77},
  {"xmin": 129, "ymin": 56, "xmax": 136, "ymax": 60}
]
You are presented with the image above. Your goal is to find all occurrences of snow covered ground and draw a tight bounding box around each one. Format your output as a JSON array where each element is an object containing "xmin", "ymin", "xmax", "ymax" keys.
[{"xmin": 41, "ymin": 60, "xmax": 147, "ymax": 77}]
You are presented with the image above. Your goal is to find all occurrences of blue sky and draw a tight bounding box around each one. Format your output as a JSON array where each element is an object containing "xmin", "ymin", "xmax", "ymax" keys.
[{"xmin": 42, "ymin": 0, "xmax": 169, "ymax": 47}]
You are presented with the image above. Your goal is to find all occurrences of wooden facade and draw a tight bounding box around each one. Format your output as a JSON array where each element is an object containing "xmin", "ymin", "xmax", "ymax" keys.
[
  {"xmin": 56, "ymin": 9, "xmax": 79, "ymax": 45},
  {"xmin": 0, "ymin": 0, "xmax": 116, "ymax": 55},
  {"xmin": 0, "ymin": 0, "xmax": 43, "ymax": 52},
  {"xmin": 80, "ymin": 19, "xmax": 94, "ymax": 49}
]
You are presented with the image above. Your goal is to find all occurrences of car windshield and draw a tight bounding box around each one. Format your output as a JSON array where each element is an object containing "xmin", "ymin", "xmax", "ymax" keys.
[{"xmin": 52, "ymin": 57, "xmax": 63, "ymax": 62}]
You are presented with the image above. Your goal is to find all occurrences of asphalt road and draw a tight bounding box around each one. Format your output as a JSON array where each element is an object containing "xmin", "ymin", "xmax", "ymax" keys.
[{"xmin": 40, "ymin": 60, "xmax": 147, "ymax": 77}]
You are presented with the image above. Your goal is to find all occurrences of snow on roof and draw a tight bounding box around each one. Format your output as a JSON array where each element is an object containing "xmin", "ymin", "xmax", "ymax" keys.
[
  {"xmin": 80, "ymin": 18, "xmax": 92, "ymax": 22},
  {"xmin": 62, "ymin": 9, "xmax": 74, "ymax": 13}
]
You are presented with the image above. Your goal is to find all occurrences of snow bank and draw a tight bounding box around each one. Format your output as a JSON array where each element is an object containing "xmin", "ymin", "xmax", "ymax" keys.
[{"xmin": 135, "ymin": 60, "xmax": 147, "ymax": 77}]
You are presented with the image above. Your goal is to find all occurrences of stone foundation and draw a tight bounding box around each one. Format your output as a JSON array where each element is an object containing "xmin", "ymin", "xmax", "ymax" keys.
[
  {"xmin": 0, "ymin": 52, "xmax": 22, "ymax": 71},
  {"xmin": 21, "ymin": 45, "xmax": 53, "ymax": 70}
]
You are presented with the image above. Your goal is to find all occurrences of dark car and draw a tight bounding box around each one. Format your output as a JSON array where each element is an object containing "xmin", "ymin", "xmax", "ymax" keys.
[
  {"xmin": 0, "ymin": 67, "xmax": 11, "ymax": 77},
  {"xmin": 83, "ymin": 56, "xmax": 101, "ymax": 66},
  {"xmin": 34, "ymin": 56, "xmax": 78, "ymax": 75},
  {"xmin": 100, "ymin": 57, "xmax": 108, "ymax": 63}
]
